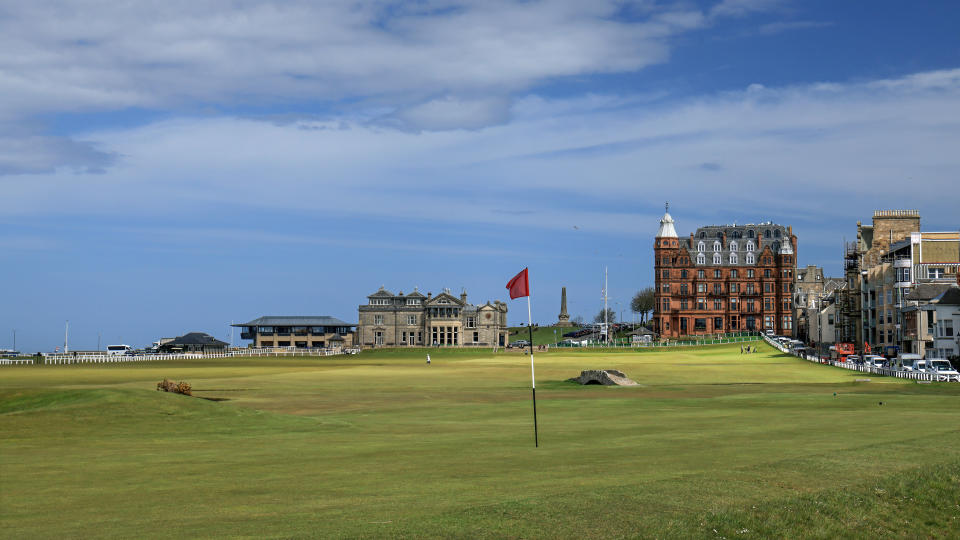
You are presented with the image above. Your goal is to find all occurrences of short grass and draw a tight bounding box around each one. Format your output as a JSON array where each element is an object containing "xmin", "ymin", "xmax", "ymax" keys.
[
  {"xmin": 2, "ymin": 343, "xmax": 959, "ymax": 538},
  {"xmin": 507, "ymin": 325, "xmax": 573, "ymax": 344}
]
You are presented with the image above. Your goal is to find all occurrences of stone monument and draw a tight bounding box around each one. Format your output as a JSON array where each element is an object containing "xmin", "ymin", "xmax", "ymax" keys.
[{"xmin": 557, "ymin": 286, "xmax": 573, "ymax": 327}]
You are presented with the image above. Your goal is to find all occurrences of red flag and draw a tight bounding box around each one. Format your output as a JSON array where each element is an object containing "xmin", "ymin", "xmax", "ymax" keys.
[{"xmin": 506, "ymin": 268, "xmax": 530, "ymax": 299}]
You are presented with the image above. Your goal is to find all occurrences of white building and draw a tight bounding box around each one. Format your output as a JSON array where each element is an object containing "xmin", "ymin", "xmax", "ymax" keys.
[{"xmin": 928, "ymin": 287, "xmax": 960, "ymax": 360}]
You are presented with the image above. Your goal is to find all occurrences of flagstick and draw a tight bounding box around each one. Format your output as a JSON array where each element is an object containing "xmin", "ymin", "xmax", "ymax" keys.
[{"xmin": 527, "ymin": 295, "xmax": 539, "ymax": 448}]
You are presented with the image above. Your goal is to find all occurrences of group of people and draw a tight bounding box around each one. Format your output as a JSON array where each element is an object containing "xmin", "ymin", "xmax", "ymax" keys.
[{"xmin": 740, "ymin": 344, "xmax": 755, "ymax": 354}]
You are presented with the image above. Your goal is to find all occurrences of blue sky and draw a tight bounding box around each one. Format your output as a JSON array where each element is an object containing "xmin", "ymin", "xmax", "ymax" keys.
[{"xmin": 2, "ymin": 0, "xmax": 959, "ymax": 352}]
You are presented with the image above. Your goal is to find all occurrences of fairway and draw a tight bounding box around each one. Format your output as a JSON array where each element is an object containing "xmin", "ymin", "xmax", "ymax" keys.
[{"xmin": 2, "ymin": 343, "xmax": 959, "ymax": 538}]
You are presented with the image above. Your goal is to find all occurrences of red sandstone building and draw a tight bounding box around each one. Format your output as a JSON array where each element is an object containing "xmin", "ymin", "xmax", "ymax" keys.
[{"xmin": 653, "ymin": 207, "xmax": 798, "ymax": 338}]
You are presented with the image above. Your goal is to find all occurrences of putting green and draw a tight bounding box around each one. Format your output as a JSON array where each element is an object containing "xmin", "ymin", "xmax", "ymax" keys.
[{"xmin": 2, "ymin": 343, "xmax": 958, "ymax": 538}]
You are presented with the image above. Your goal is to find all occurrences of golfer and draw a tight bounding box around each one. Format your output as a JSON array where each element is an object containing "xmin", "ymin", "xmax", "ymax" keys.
[{"xmin": 426, "ymin": 354, "xmax": 431, "ymax": 365}]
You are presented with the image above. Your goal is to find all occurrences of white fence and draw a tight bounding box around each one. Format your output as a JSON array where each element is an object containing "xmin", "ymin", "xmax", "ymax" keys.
[
  {"xmin": 0, "ymin": 357, "xmax": 34, "ymax": 365},
  {"xmin": 37, "ymin": 347, "xmax": 361, "ymax": 366},
  {"xmin": 552, "ymin": 332, "xmax": 762, "ymax": 349},
  {"xmin": 760, "ymin": 334, "xmax": 959, "ymax": 383}
]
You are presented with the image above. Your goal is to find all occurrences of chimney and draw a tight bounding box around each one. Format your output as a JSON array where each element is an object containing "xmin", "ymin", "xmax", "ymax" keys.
[
  {"xmin": 427, "ymin": 292, "xmax": 432, "ymax": 299},
  {"xmin": 461, "ymin": 289, "xmax": 468, "ymax": 303}
]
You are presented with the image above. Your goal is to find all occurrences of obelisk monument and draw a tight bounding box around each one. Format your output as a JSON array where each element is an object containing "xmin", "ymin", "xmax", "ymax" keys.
[{"xmin": 557, "ymin": 287, "xmax": 573, "ymax": 327}]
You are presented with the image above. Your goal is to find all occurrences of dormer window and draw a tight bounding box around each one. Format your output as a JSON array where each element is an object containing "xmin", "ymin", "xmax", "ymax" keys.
[
  {"xmin": 698, "ymin": 241, "xmax": 705, "ymax": 252},
  {"xmin": 713, "ymin": 253, "xmax": 722, "ymax": 264},
  {"xmin": 748, "ymin": 230, "xmax": 755, "ymax": 238},
  {"xmin": 713, "ymin": 241, "xmax": 721, "ymax": 252},
  {"xmin": 370, "ymin": 298, "xmax": 389, "ymax": 306},
  {"xmin": 746, "ymin": 241, "xmax": 755, "ymax": 252},
  {"xmin": 730, "ymin": 241, "xmax": 738, "ymax": 252},
  {"xmin": 406, "ymin": 299, "xmax": 421, "ymax": 306},
  {"xmin": 764, "ymin": 230, "xmax": 771, "ymax": 238},
  {"xmin": 730, "ymin": 252, "xmax": 738, "ymax": 264},
  {"xmin": 696, "ymin": 253, "xmax": 705, "ymax": 265},
  {"xmin": 746, "ymin": 252, "xmax": 755, "ymax": 264},
  {"xmin": 775, "ymin": 229, "xmax": 781, "ymax": 238}
]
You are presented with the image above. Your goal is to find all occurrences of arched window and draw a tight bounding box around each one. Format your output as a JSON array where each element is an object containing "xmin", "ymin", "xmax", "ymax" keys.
[
  {"xmin": 764, "ymin": 229, "xmax": 771, "ymax": 238},
  {"xmin": 713, "ymin": 241, "xmax": 721, "ymax": 252},
  {"xmin": 733, "ymin": 230, "xmax": 742, "ymax": 239},
  {"xmin": 713, "ymin": 253, "xmax": 722, "ymax": 265},
  {"xmin": 699, "ymin": 232, "xmax": 705, "ymax": 239},
  {"xmin": 729, "ymin": 252, "xmax": 738, "ymax": 264},
  {"xmin": 697, "ymin": 253, "xmax": 705, "ymax": 265},
  {"xmin": 773, "ymin": 241, "xmax": 780, "ymax": 253},
  {"xmin": 748, "ymin": 230, "xmax": 755, "ymax": 238},
  {"xmin": 746, "ymin": 241, "xmax": 755, "ymax": 252},
  {"xmin": 698, "ymin": 241, "xmax": 705, "ymax": 252},
  {"xmin": 774, "ymin": 229, "xmax": 781, "ymax": 238},
  {"xmin": 746, "ymin": 252, "xmax": 755, "ymax": 264},
  {"xmin": 729, "ymin": 241, "xmax": 738, "ymax": 252}
]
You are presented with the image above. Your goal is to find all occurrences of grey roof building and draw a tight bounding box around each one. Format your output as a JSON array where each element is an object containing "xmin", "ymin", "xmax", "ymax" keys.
[
  {"xmin": 232, "ymin": 316, "xmax": 356, "ymax": 349},
  {"xmin": 159, "ymin": 332, "xmax": 229, "ymax": 353}
]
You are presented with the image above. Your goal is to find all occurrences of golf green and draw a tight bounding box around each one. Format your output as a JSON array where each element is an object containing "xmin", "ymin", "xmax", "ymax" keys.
[{"xmin": 2, "ymin": 343, "xmax": 959, "ymax": 538}]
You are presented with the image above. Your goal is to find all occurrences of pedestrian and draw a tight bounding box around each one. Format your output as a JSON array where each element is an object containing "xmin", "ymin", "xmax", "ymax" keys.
[
  {"xmin": 740, "ymin": 345, "xmax": 744, "ymax": 354},
  {"xmin": 426, "ymin": 354, "xmax": 431, "ymax": 365}
]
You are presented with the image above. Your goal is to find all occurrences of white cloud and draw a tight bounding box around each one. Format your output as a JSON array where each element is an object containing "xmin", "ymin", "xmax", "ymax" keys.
[
  {"xmin": 0, "ymin": 135, "xmax": 115, "ymax": 175},
  {"xmin": 710, "ymin": 0, "xmax": 786, "ymax": 18},
  {"xmin": 0, "ymin": 1, "xmax": 701, "ymax": 117},
  {"xmin": 757, "ymin": 20, "xmax": 833, "ymax": 35},
  {"xmin": 0, "ymin": 1, "xmax": 721, "ymax": 172},
  {"xmin": 386, "ymin": 96, "xmax": 512, "ymax": 131},
  {"xmin": 4, "ymin": 68, "xmax": 959, "ymax": 234}
]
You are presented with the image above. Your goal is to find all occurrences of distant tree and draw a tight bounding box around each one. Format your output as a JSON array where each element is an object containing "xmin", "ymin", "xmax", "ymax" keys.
[
  {"xmin": 631, "ymin": 287, "xmax": 656, "ymax": 324},
  {"xmin": 593, "ymin": 308, "xmax": 616, "ymax": 324},
  {"xmin": 571, "ymin": 315, "xmax": 585, "ymax": 327}
]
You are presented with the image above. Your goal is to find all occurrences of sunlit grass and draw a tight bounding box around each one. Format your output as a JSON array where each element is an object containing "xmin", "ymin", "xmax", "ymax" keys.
[{"xmin": 2, "ymin": 343, "xmax": 958, "ymax": 538}]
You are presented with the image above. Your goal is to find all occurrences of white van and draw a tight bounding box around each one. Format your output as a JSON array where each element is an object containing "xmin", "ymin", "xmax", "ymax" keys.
[
  {"xmin": 107, "ymin": 344, "xmax": 133, "ymax": 356},
  {"xmin": 896, "ymin": 353, "xmax": 923, "ymax": 371}
]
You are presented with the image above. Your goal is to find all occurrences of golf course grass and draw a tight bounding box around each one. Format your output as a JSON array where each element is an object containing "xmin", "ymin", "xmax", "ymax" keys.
[{"xmin": 2, "ymin": 342, "xmax": 959, "ymax": 538}]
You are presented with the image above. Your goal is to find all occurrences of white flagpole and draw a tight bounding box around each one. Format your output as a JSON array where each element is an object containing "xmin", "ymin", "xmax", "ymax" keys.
[{"xmin": 527, "ymin": 293, "xmax": 539, "ymax": 447}]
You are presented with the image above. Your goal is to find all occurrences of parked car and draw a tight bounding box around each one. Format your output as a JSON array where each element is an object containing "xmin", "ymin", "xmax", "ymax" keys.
[
  {"xmin": 864, "ymin": 355, "xmax": 888, "ymax": 368},
  {"xmin": 508, "ymin": 340, "xmax": 530, "ymax": 349},
  {"xmin": 846, "ymin": 355, "xmax": 861, "ymax": 365},
  {"xmin": 558, "ymin": 339, "xmax": 583, "ymax": 347},
  {"xmin": 926, "ymin": 359, "xmax": 960, "ymax": 381}
]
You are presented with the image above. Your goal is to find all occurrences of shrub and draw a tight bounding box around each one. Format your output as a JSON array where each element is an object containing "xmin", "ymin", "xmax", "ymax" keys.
[{"xmin": 156, "ymin": 379, "xmax": 192, "ymax": 396}]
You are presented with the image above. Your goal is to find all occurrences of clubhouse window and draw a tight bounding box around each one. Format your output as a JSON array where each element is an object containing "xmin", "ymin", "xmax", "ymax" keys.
[
  {"xmin": 694, "ymin": 318, "xmax": 707, "ymax": 330},
  {"xmin": 295, "ymin": 341, "xmax": 308, "ymax": 348},
  {"xmin": 278, "ymin": 341, "xmax": 291, "ymax": 347},
  {"xmin": 311, "ymin": 341, "xmax": 325, "ymax": 348},
  {"xmin": 261, "ymin": 341, "xmax": 274, "ymax": 347},
  {"xmin": 714, "ymin": 317, "xmax": 722, "ymax": 330}
]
